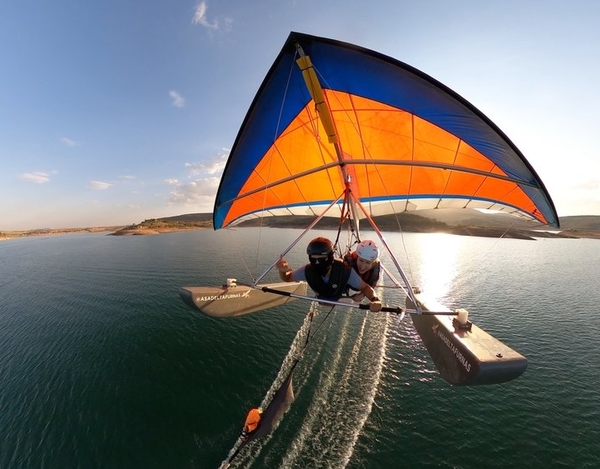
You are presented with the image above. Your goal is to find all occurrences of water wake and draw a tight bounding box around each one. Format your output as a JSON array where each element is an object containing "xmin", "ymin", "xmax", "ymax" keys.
[
  {"xmin": 223, "ymin": 301, "xmax": 389, "ymax": 469},
  {"xmin": 280, "ymin": 309, "xmax": 389, "ymax": 468}
]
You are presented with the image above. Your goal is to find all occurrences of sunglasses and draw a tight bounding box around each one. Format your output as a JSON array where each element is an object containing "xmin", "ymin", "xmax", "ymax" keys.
[{"xmin": 309, "ymin": 255, "xmax": 329, "ymax": 263}]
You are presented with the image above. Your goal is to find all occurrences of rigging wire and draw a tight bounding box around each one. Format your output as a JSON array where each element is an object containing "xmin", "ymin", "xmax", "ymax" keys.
[
  {"xmin": 449, "ymin": 211, "xmax": 526, "ymax": 299},
  {"xmin": 225, "ymin": 229, "xmax": 259, "ymax": 284},
  {"xmin": 331, "ymin": 190, "xmax": 361, "ymax": 258},
  {"xmin": 311, "ymin": 64, "xmax": 418, "ymax": 290},
  {"xmin": 248, "ymin": 49, "xmax": 300, "ymax": 282}
]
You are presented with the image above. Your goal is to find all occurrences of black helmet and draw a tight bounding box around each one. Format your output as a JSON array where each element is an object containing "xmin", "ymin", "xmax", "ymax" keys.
[{"xmin": 306, "ymin": 237, "xmax": 333, "ymax": 256}]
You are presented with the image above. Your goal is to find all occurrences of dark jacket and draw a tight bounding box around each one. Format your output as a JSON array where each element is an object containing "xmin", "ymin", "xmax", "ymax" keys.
[{"xmin": 304, "ymin": 259, "xmax": 352, "ymax": 301}]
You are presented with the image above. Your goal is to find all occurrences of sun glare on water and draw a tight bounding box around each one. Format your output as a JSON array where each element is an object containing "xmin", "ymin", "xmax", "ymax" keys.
[{"xmin": 414, "ymin": 233, "xmax": 463, "ymax": 303}]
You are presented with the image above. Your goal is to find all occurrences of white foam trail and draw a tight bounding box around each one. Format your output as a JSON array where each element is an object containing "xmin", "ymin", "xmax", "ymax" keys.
[{"xmin": 280, "ymin": 307, "xmax": 389, "ymax": 468}]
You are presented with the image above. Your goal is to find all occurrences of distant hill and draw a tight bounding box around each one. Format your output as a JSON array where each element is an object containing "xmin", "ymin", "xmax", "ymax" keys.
[
  {"xmin": 159, "ymin": 210, "xmax": 600, "ymax": 231},
  {"xmin": 159, "ymin": 213, "xmax": 213, "ymax": 223},
  {"xmin": 9, "ymin": 211, "xmax": 598, "ymax": 240},
  {"xmin": 110, "ymin": 215, "xmax": 212, "ymax": 236},
  {"xmin": 415, "ymin": 209, "xmax": 600, "ymax": 231},
  {"xmin": 413, "ymin": 209, "xmax": 540, "ymax": 229},
  {"xmin": 556, "ymin": 215, "xmax": 600, "ymax": 231},
  {"xmin": 236, "ymin": 211, "xmax": 449, "ymax": 232},
  {"xmin": 147, "ymin": 210, "xmax": 600, "ymax": 240},
  {"xmin": 157, "ymin": 211, "xmax": 451, "ymax": 231}
]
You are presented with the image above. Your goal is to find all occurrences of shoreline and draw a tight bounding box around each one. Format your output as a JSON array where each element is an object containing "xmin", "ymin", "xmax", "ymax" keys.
[
  {"xmin": 0, "ymin": 226, "xmax": 205, "ymax": 241},
  {"xmin": 0, "ymin": 226, "xmax": 124, "ymax": 241},
  {"xmin": 3, "ymin": 224, "xmax": 600, "ymax": 241}
]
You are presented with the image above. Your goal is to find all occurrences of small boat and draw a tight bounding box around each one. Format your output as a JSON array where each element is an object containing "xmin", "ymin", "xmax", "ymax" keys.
[{"xmin": 179, "ymin": 31, "xmax": 559, "ymax": 465}]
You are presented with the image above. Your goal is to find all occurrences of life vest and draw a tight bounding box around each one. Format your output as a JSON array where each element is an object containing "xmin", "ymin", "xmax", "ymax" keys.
[
  {"xmin": 343, "ymin": 252, "xmax": 381, "ymax": 289},
  {"xmin": 244, "ymin": 408, "xmax": 262, "ymax": 434},
  {"xmin": 304, "ymin": 259, "xmax": 352, "ymax": 301}
]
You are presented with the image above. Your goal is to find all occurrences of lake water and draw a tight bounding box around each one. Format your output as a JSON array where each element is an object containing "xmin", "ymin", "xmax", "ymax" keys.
[{"xmin": 1, "ymin": 228, "xmax": 599, "ymax": 468}]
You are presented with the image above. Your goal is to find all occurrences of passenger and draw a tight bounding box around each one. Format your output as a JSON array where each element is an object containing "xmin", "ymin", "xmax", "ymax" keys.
[
  {"xmin": 276, "ymin": 237, "xmax": 382, "ymax": 312},
  {"xmin": 344, "ymin": 239, "xmax": 381, "ymax": 302}
]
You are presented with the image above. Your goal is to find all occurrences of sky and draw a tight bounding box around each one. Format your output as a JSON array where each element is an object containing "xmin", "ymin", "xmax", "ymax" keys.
[{"xmin": 1, "ymin": 0, "xmax": 599, "ymax": 230}]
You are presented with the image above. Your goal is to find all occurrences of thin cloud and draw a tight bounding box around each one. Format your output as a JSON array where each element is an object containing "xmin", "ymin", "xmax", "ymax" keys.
[
  {"xmin": 20, "ymin": 172, "xmax": 51, "ymax": 183},
  {"xmin": 185, "ymin": 150, "xmax": 229, "ymax": 176},
  {"xmin": 192, "ymin": 1, "xmax": 218, "ymax": 29},
  {"xmin": 167, "ymin": 177, "xmax": 220, "ymax": 206},
  {"xmin": 574, "ymin": 178, "xmax": 600, "ymax": 192},
  {"xmin": 61, "ymin": 137, "xmax": 77, "ymax": 147},
  {"xmin": 89, "ymin": 180, "xmax": 113, "ymax": 190},
  {"xmin": 166, "ymin": 149, "xmax": 229, "ymax": 207},
  {"xmin": 169, "ymin": 90, "xmax": 185, "ymax": 108}
]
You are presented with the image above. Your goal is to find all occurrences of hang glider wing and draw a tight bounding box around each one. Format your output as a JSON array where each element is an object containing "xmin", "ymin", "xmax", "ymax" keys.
[{"xmin": 213, "ymin": 31, "xmax": 558, "ymax": 230}]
